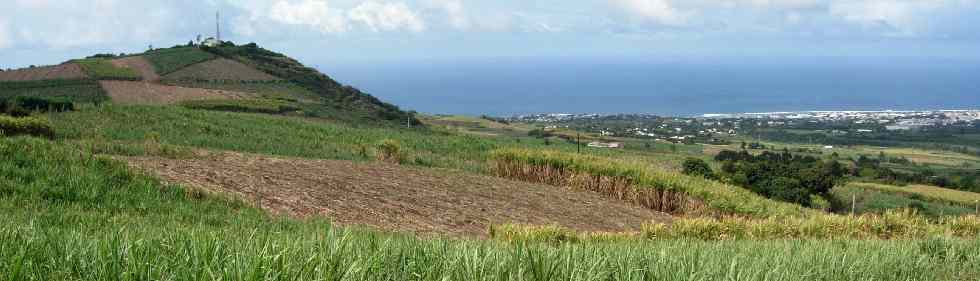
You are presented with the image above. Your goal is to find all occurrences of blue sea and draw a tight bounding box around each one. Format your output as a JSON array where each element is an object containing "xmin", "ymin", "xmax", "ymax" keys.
[{"xmin": 323, "ymin": 56, "xmax": 980, "ymax": 117}]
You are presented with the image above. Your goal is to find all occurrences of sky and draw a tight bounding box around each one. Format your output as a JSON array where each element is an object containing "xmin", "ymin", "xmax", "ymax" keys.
[{"xmin": 2, "ymin": 0, "xmax": 980, "ymax": 69}]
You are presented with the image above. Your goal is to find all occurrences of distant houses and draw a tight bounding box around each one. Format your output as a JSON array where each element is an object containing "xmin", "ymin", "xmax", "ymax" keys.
[{"xmin": 587, "ymin": 142, "xmax": 623, "ymax": 149}]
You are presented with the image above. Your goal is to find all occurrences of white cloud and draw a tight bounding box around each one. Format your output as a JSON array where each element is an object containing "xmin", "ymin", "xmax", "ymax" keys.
[
  {"xmin": 424, "ymin": 0, "xmax": 470, "ymax": 30},
  {"xmin": 348, "ymin": 1, "xmax": 426, "ymax": 32},
  {"xmin": 269, "ymin": 0, "xmax": 350, "ymax": 33},
  {"xmin": 828, "ymin": 0, "xmax": 945, "ymax": 36},
  {"xmin": 612, "ymin": 0, "xmax": 693, "ymax": 26}
]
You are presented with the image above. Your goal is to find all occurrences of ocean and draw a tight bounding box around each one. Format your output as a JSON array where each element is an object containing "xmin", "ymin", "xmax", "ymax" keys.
[{"xmin": 323, "ymin": 56, "xmax": 980, "ymax": 117}]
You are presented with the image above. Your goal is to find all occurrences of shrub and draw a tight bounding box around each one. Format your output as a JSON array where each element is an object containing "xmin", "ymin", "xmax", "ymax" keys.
[
  {"xmin": 1, "ymin": 96, "xmax": 74, "ymax": 116},
  {"xmin": 0, "ymin": 116, "xmax": 55, "ymax": 138},
  {"xmin": 682, "ymin": 158, "xmax": 715, "ymax": 179},
  {"xmin": 376, "ymin": 139, "xmax": 403, "ymax": 164}
]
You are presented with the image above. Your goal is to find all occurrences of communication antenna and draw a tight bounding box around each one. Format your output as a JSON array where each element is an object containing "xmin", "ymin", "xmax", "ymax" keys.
[{"xmin": 216, "ymin": 11, "xmax": 221, "ymax": 41}]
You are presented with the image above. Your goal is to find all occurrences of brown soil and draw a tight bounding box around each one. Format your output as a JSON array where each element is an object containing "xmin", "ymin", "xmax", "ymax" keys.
[
  {"xmin": 100, "ymin": 81, "xmax": 256, "ymax": 105},
  {"xmin": 163, "ymin": 58, "xmax": 279, "ymax": 81},
  {"xmin": 0, "ymin": 63, "xmax": 87, "ymax": 81},
  {"xmin": 123, "ymin": 152, "xmax": 672, "ymax": 237},
  {"xmin": 111, "ymin": 56, "xmax": 160, "ymax": 81}
]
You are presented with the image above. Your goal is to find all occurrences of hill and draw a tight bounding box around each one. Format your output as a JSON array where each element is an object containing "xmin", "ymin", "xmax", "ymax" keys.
[{"xmin": 0, "ymin": 42, "xmax": 416, "ymax": 125}]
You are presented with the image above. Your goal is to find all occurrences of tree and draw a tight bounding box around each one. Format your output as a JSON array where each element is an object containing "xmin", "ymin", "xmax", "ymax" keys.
[
  {"xmin": 740, "ymin": 141, "xmax": 747, "ymax": 149},
  {"xmin": 682, "ymin": 158, "xmax": 716, "ymax": 180}
]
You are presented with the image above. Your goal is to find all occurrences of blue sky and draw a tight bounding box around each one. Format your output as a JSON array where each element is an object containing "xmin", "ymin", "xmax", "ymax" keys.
[{"xmin": 2, "ymin": 0, "xmax": 980, "ymax": 69}]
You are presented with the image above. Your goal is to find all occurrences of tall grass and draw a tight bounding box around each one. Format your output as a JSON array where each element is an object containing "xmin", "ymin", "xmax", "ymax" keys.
[
  {"xmin": 72, "ymin": 59, "xmax": 141, "ymax": 81},
  {"xmin": 490, "ymin": 148, "xmax": 816, "ymax": 218},
  {"xmin": 3, "ymin": 136, "xmax": 980, "ymax": 280},
  {"xmin": 831, "ymin": 184, "xmax": 976, "ymax": 217},
  {"xmin": 50, "ymin": 105, "xmax": 664, "ymax": 173}
]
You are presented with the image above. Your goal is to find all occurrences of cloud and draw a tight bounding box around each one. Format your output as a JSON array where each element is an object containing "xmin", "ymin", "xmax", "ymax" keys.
[
  {"xmin": 348, "ymin": 1, "xmax": 426, "ymax": 32},
  {"xmin": 269, "ymin": 0, "xmax": 350, "ymax": 33},
  {"xmin": 611, "ymin": 0, "xmax": 693, "ymax": 27},
  {"xmin": 424, "ymin": 0, "xmax": 470, "ymax": 30},
  {"xmin": 828, "ymin": 0, "xmax": 944, "ymax": 36}
]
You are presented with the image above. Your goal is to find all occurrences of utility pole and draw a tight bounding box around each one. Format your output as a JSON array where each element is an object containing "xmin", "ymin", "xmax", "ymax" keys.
[
  {"xmin": 851, "ymin": 194, "xmax": 856, "ymax": 216},
  {"xmin": 577, "ymin": 132, "xmax": 581, "ymax": 154}
]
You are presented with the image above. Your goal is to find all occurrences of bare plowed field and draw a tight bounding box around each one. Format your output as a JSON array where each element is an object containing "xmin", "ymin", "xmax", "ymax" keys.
[
  {"xmin": 100, "ymin": 81, "xmax": 256, "ymax": 105},
  {"xmin": 164, "ymin": 58, "xmax": 279, "ymax": 81},
  {"xmin": 124, "ymin": 152, "xmax": 671, "ymax": 237},
  {"xmin": 111, "ymin": 56, "xmax": 160, "ymax": 81},
  {"xmin": 0, "ymin": 64, "xmax": 87, "ymax": 81}
]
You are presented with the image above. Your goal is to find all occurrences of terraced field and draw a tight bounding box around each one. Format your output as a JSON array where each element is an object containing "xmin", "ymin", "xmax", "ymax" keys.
[
  {"xmin": 99, "ymin": 81, "xmax": 255, "ymax": 105},
  {"xmin": 163, "ymin": 58, "xmax": 279, "ymax": 81},
  {"xmin": 0, "ymin": 79, "xmax": 108, "ymax": 103},
  {"xmin": 0, "ymin": 63, "xmax": 87, "ymax": 81},
  {"xmin": 143, "ymin": 47, "xmax": 216, "ymax": 75},
  {"xmin": 110, "ymin": 56, "xmax": 160, "ymax": 81}
]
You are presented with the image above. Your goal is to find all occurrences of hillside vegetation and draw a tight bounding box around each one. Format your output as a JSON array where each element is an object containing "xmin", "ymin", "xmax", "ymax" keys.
[
  {"xmin": 203, "ymin": 43, "xmax": 416, "ymax": 123},
  {"xmin": 3, "ymin": 136, "xmax": 980, "ymax": 280},
  {"xmin": 144, "ymin": 47, "xmax": 217, "ymax": 75}
]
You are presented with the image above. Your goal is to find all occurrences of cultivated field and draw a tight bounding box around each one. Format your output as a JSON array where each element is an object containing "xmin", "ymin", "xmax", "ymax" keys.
[
  {"xmin": 143, "ymin": 47, "xmax": 216, "ymax": 75},
  {"xmin": 124, "ymin": 151, "xmax": 671, "ymax": 237},
  {"xmin": 99, "ymin": 81, "xmax": 256, "ymax": 105},
  {"xmin": 0, "ymin": 79, "xmax": 108, "ymax": 103},
  {"xmin": 163, "ymin": 58, "xmax": 279, "ymax": 81},
  {"xmin": 0, "ymin": 63, "xmax": 87, "ymax": 81},
  {"xmin": 110, "ymin": 56, "xmax": 160, "ymax": 81},
  {"xmin": 850, "ymin": 182, "xmax": 980, "ymax": 207},
  {"xmin": 3, "ymin": 136, "xmax": 980, "ymax": 280}
]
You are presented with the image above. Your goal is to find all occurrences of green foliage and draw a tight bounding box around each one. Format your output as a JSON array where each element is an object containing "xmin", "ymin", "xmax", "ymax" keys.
[
  {"xmin": 1, "ymin": 96, "xmax": 73, "ymax": 117},
  {"xmin": 144, "ymin": 47, "xmax": 217, "ymax": 75},
  {"xmin": 73, "ymin": 59, "xmax": 141, "ymax": 81},
  {"xmin": 682, "ymin": 157, "xmax": 715, "ymax": 179},
  {"xmin": 0, "ymin": 116, "xmax": 55, "ymax": 138},
  {"xmin": 203, "ymin": 43, "xmax": 416, "ymax": 124},
  {"xmin": 0, "ymin": 79, "xmax": 108, "ymax": 103},
  {"xmin": 179, "ymin": 98, "xmax": 300, "ymax": 115},
  {"xmin": 715, "ymin": 150, "xmax": 846, "ymax": 207}
]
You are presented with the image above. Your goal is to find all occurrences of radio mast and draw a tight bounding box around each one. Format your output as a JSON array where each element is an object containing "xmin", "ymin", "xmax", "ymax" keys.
[{"xmin": 215, "ymin": 11, "xmax": 221, "ymax": 42}]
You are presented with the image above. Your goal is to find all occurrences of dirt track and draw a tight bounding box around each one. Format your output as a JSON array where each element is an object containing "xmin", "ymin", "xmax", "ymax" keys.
[
  {"xmin": 101, "ymin": 81, "xmax": 256, "ymax": 105},
  {"xmin": 0, "ymin": 63, "xmax": 87, "ymax": 81},
  {"xmin": 124, "ymin": 152, "xmax": 672, "ymax": 237}
]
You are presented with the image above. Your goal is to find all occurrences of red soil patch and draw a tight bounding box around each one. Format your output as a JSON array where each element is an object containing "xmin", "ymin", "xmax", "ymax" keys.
[
  {"xmin": 111, "ymin": 56, "xmax": 160, "ymax": 81},
  {"xmin": 124, "ymin": 152, "xmax": 672, "ymax": 237},
  {"xmin": 100, "ymin": 81, "xmax": 256, "ymax": 105},
  {"xmin": 0, "ymin": 63, "xmax": 87, "ymax": 81},
  {"xmin": 163, "ymin": 58, "xmax": 279, "ymax": 81}
]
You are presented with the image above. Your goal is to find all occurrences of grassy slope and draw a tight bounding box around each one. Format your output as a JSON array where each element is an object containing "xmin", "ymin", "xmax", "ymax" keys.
[
  {"xmin": 849, "ymin": 182, "xmax": 980, "ymax": 207},
  {"xmin": 3, "ymin": 136, "xmax": 980, "ymax": 280},
  {"xmin": 143, "ymin": 47, "xmax": 217, "ymax": 75},
  {"xmin": 0, "ymin": 79, "xmax": 108, "ymax": 103},
  {"xmin": 203, "ymin": 43, "xmax": 415, "ymax": 124},
  {"xmin": 831, "ymin": 184, "xmax": 975, "ymax": 217},
  {"xmin": 50, "ymin": 105, "xmax": 681, "ymax": 173},
  {"xmin": 72, "ymin": 59, "xmax": 141, "ymax": 80}
]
